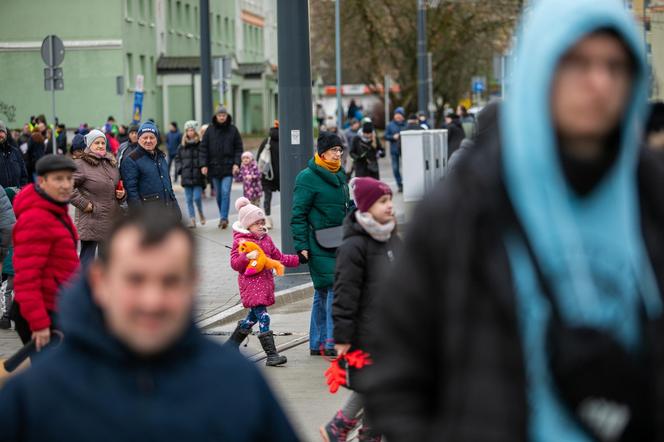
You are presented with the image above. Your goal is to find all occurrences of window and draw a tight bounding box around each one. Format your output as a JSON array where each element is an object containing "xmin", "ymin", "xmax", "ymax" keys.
[
  {"xmin": 126, "ymin": 0, "xmax": 132, "ymax": 16},
  {"xmin": 185, "ymin": 4, "xmax": 190, "ymax": 30},
  {"xmin": 167, "ymin": 0, "xmax": 172, "ymax": 27},
  {"xmin": 195, "ymin": 6, "xmax": 199, "ymax": 34},
  {"xmin": 216, "ymin": 15, "xmax": 221, "ymax": 39},
  {"xmin": 176, "ymin": 1, "xmax": 182, "ymax": 28},
  {"xmin": 148, "ymin": 0, "xmax": 153, "ymax": 20},
  {"xmin": 126, "ymin": 53, "xmax": 134, "ymax": 86},
  {"xmin": 224, "ymin": 17, "xmax": 229, "ymax": 43},
  {"xmin": 139, "ymin": 0, "xmax": 145, "ymax": 19},
  {"xmin": 149, "ymin": 56, "xmax": 155, "ymax": 88},
  {"xmin": 140, "ymin": 55, "xmax": 146, "ymax": 77}
]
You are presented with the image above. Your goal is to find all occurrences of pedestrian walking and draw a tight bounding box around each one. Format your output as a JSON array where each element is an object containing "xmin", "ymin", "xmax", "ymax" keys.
[
  {"xmin": 257, "ymin": 121, "xmax": 280, "ymax": 229},
  {"xmin": 166, "ymin": 121, "xmax": 182, "ymax": 183},
  {"xmin": 383, "ymin": 107, "xmax": 406, "ymax": 193},
  {"xmin": 70, "ymin": 133, "xmax": 86, "ymax": 160},
  {"xmin": 350, "ymin": 121, "xmax": 384, "ymax": 180},
  {"xmin": 228, "ymin": 197, "xmax": 301, "ymax": 366},
  {"xmin": 70, "ymin": 129, "xmax": 125, "ymax": 267},
  {"xmin": 0, "ymin": 206, "xmax": 299, "ymax": 442},
  {"xmin": 291, "ymin": 132, "xmax": 351, "ymax": 357},
  {"xmin": 12, "ymin": 155, "xmax": 79, "ymax": 350},
  {"xmin": 25, "ymin": 115, "xmax": 48, "ymax": 180},
  {"xmin": 235, "ymin": 151, "xmax": 263, "ymax": 207},
  {"xmin": 175, "ymin": 120, "xmax": 206, "ymax": 228},
  {"xmin": 0, "ymin": 121, "xmax": 28, "ymax": 188},
  {"xmin": 442, "ymin": 112, "xmax": 466, "ymax": 158},
  {"xmin": 320, "ymin": 177, "xmax": 400, "ymax": 442},
  {"xmin": 120, "ymin": 122, "xmax": 181, "ymax": 218},
  {"xmin": 117, "ymin": 124, "xmax": 139, "ymax": 166},
  {"xmin": 457, "ymin": 104, "xmax": 477, "ymax": 139},
  {"xmin": 199, "ymin": 106, "xmax": 243, "ymax": 229},
  {"xmin": 0, "ymin": 186, "xmax": 18, "ymax": 330},
  {"xmin": 316, "ymin": 103, "xmax": 326, "ymax": 129},
  {"xmin": 362, "ymin": 1, "xmax": 664, "ymax": 440}
]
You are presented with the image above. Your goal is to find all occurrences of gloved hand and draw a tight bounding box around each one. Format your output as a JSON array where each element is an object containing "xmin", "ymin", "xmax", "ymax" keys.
[{"xmin": 297, "ymin": 251, "xmax": 309, "ymax": 264}]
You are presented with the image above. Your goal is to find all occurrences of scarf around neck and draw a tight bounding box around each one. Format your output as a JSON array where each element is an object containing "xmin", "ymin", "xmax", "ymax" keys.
[
  {"xmin": 355, "ymin": 211, "xmax": 394, "ymax": 242},
  {"xmin": 315, "ymin": 153, "xmax": 341, "ymax": 173}
]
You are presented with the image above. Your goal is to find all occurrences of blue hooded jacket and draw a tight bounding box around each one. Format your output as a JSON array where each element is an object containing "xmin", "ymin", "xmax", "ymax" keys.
[
  {"xmin": 0, "ymin": 275, "xmax": 299, "ymax": 441},
  {"xmin": 501, "ymin": 0, "xmax": 662, "ymax": 439}
]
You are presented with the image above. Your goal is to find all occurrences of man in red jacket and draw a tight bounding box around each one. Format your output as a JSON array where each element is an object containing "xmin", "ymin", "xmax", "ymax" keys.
[{"xmin": 12, "ymin": 155, "xmax": 79, "ymax": 350}]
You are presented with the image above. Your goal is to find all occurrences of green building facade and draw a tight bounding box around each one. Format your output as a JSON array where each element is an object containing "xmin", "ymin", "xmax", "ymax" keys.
[{"xmin": 0, "ymin": 0, "xmax": 278, "ymax": 134}]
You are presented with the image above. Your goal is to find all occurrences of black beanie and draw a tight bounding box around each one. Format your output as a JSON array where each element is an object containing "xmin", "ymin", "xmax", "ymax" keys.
[
  {"xmin": 362, "ymin": 121, "xmax": 374, "ymax": 134},
  {"xmin": 317, "ymin": 131, "xmax": 342, "ymax": 156}
]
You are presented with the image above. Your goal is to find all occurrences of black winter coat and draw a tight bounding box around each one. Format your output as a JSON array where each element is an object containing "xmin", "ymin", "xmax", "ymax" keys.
[
  {"xmin": 0, "ymin": 276, "xmax": 299, "ymax": 442},
  {"xmin": 360, "ymin": 126, "xmax": 664, "ymax": 441},
  {"xmin": 332, "ymin": 211, "xmax": 401, "ymax": 351},
  {"xmin": 199, "ymin": 115, "xmax": 243, "ymax": 178},
  {"xmin": 257, "ymin": 127, "xmax": 280, "ymax": 192},
  {"xmin": 350, "ymin": 135, "xmax": 384, "ymax": 179},
  {"xmin": 175, "ymin": 140, "xmax": 206, "ymax": 187},
  {"xmin": 26, "ymin": 132, "xmax": 46, "ymax": 178},
  {"xmin": 444, "ymin": 119, "xmax": 466, "ymax": 159},
  {"xmin": 0, "ymin": 142, "xmax": 28, "ymax": 188}
]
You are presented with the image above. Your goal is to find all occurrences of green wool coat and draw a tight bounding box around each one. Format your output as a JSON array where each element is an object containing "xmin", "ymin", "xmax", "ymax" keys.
[{"xmin": 291, "ymin": 158, "xmax": 351, "ymax": 289}]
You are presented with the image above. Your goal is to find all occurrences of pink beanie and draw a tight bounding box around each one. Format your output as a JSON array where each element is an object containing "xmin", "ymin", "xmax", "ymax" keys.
[{"xmin": 235, "ymin": 197, "xmax": 265, "ymax": 228}]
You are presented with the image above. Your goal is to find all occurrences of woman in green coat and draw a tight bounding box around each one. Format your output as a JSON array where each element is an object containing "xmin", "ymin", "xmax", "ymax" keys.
[{"xmin": 291, "ymin": 132, "xmax": 351, "ymax": 357}]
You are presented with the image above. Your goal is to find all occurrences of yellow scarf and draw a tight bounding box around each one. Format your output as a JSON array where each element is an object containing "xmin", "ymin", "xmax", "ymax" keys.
[{"xmin": 315, "ymin": 153, "xmax": 341, "ymax": 173}]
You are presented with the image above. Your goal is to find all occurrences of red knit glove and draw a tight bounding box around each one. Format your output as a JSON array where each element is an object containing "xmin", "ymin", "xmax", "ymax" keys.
[{"xmin": 324, "ymin": 350, "xmax": 373, "ymax": 394}]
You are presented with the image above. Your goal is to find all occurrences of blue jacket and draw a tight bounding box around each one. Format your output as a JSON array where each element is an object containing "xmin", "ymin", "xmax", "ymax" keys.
[
  {"xmin": 384, "ymin": 120, "xmax": 406, "ymax": 156},
  {"xmin": 166, "ymin": 129, "xmax": 182, "ymax": 156},
  {"xmin": 0, "ymin": 142, "xmax": 28, "ymax": 188},
  {"xmin": 0, "ymin": 275, "xmax": 299, "ymax": 442},
  {"xmin": 120, "ymin": 146, "xmax": 175, "ymax": 206}
]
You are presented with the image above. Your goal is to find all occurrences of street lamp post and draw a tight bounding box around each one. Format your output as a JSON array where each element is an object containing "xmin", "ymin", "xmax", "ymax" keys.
[
  {"xmin": 417, "ymin": 0, "xmax": 428, "ymax": 116},
  {"xmin": 335, "ymin": 0, "xmax": 343, "ymax": 127}
]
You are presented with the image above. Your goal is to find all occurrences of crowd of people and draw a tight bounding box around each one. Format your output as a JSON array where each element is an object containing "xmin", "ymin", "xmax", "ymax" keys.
[{"xmin": 1, "ymin": 0, "xmax": 664, "ymax": 440}]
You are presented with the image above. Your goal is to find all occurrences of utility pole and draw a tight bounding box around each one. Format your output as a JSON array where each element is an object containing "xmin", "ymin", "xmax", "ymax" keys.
[
  {"xmin": 277, "ymin": 0, "xmax": 314, "ymax": 256},
  {"xmin": 335, "ymin": 0, "xmax": 343, "ymax": 126},
  {"xmin": 200, "ymin": 0, "xmax": 213, "ymax": 123},
  {"xmin": 417, "ymin": 0, "xmax": 428, "ymax": 116}
]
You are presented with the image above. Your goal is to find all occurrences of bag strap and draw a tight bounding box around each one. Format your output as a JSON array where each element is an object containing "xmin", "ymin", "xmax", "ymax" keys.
[{"xmin": 52, "ymin": 212, "xmax": 77, "ymax": 247}]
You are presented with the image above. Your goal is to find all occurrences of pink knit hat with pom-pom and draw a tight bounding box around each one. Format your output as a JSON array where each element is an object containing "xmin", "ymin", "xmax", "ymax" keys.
[{"xmin": 235, "ymin": 197, "xmax": 265, "ymax": 229}]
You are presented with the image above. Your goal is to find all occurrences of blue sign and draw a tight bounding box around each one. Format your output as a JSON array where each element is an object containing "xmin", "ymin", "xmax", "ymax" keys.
[
  {"xmin": 131, "ymin": 91, "xmax": 144, "ymax": 124},
  {"xmin": 473, "ymin": 80, "xmax": 485, "ymax": 94}
]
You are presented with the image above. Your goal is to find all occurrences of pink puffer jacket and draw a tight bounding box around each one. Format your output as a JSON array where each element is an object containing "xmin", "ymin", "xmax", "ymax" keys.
[{"xmin": 230, "ymin": 222, "xmax": 300, "ymax": 308}]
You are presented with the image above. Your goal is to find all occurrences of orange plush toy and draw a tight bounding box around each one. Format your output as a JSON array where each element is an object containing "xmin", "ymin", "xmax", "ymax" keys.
[{"xmin": 238, "ymin": 241, "xmax": 285, "ymax": 276}]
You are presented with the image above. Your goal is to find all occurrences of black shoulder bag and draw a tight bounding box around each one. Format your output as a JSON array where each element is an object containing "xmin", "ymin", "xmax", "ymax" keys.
[{"xmin": 520, "ymin": 233, "xmax": 653, "ymax": 442}]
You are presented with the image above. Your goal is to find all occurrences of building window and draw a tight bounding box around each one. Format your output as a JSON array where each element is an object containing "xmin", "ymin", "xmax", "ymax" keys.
[
  {"xmin": 195, "ymin": 6, "xmax": 199, "ymax": 34},
  {"xmin": 216, "ymin": 15, "xmax": 221, "ymax": 40},
  {"xmin": 185, "ymin": 3, "xmax": 190, "ymax": 31},
  {"xmin": 148, "ymin": 0, "xmax": 153, "ymax": 20},
  {"xmin": 224, "ymin": 17, "xmax": 229, "ymax": 44},
  {"xmin": 139, "ymin": 0, "xmax": 145, "ymax": 19},
  {"xmin": 140, "ymin": 55, "xmax": 146, "ymax": 78},
  {"xmin": 167, "ymin": 0, "xmax": 172, "ymax": 27},
  {"xmin": 126, "ymin": 0, "xmax": 132, "ymax": 17},
  {"xmin": 127, "ymin": 53, "xmax": 134, "ymax": 86},
  {"xmin": 149, "ymin": 56, "xmax": 155, "ymax": 88},
  {"xmin": 176, "ymin": 1, "xmax": 182, "ymax": 28}
]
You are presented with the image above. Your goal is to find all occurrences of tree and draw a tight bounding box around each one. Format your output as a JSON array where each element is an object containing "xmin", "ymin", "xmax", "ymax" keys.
[{"xmin": 310, "ymin": 0, "xmax": 521, "ymax": 123}]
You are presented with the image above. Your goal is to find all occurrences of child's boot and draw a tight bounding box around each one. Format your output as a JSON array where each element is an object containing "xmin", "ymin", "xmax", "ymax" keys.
[
  {"xmin": 227, "ymin": 322, "xmax": 251, "ymax": 348},
  {"xmin": 319, "ymin": 410, "xmax": 358, "ymax": 442},
  {"xmin": 357, "ymin": 427, "xmax": 382, "ymax": 442},
  {"xmin": 258, "ymin": 330, "xmax": 287, "ymax": 366}
]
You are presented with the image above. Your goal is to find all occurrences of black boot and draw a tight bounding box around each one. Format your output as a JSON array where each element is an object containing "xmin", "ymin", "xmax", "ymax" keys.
[
  {"xmin": 258, "ymin": 331, "xmax": 287, "ymax": 366},
  {"xmin": 227, "ymin": 322, "xmax": 251, "ymax": 348},
  {"xmin": 0, "ymin": 315, "xmax": 10, "ymax": 330}
]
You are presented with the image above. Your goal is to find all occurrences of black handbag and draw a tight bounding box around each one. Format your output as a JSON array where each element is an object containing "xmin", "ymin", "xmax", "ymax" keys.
[
  {"xmin": 521, "ymin": 233, "xmax": 653, "ymax": 442},
  {"xmin": 314, "ymin": 226, "xmax": 344, "ymax": 250}
]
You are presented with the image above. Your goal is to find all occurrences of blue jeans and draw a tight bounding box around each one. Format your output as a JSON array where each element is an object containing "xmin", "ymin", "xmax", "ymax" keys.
[
  {"xmin": 310, "ymin": 287, "xmax": 335, "ymax": 351},
  {"xmin": 240, "ymin": 306, "xmax": 270, "ymax": 333},
  {"xmin": 391, "ymin": 151, "xmax": 402, "ymax": 188},
  {"xmin": 211, "ymin": 176, "xmax": 233, "ymax": 220},
  {"xmin": 184, "ymin": 186, "xmax": 203, "ymax": 219}
]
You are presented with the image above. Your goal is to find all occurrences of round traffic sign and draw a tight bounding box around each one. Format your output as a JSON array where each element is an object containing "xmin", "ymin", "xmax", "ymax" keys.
[{"xmin": 41, "ymin": 35, "xmax": 65, "ymax": 67}]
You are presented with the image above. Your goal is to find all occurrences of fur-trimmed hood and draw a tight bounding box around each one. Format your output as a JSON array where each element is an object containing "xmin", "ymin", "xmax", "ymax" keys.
[{"xmin": 81, "ymin": 149, "xmax": 117, "ymax": 167}]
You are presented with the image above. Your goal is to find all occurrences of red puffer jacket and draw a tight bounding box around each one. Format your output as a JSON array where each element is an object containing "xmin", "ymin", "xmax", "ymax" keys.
[{"xmin": 13, "ymin": 184, "xmax": 80, "ymax": 331}]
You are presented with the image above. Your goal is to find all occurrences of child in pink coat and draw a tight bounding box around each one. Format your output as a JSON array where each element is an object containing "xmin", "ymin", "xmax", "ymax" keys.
[{"xmin": 227, "ymin": 197, "xmax": 302, "ymax": 366}]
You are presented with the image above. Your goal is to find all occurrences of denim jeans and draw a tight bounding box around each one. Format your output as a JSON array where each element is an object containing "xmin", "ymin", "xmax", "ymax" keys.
[
  {"xmin": 310, "ymin": 287, "xmax": 335, "ymax": 351},
  {"xmin": 184, "ymin": 186, "xmax": 203, "ymax": 219},
  {"xmin": 391, "ymin": 151, "xmax": 402, "ymax": 188},
  {"xmin": 240, "ymin": 305, "xmax": 270, "ymax": 333},
  {"xmin": 211, "ymin": 176, "xmax": 233, "ymax": 220},
  {"xmin": 79, "ymin": 241, "xmax": 98, "ymax": 269}
]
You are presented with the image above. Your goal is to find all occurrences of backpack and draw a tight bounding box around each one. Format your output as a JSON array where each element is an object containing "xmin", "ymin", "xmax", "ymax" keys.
[{"xmin": 258, "ymin": 137, "xmax": 274, "ymax": 181}]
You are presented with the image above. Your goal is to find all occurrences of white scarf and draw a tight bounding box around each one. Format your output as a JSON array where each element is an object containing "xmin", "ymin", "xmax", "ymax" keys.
[{"xmin": 355, "ymin": 211, "xmax": 395, "ymax": 242}]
